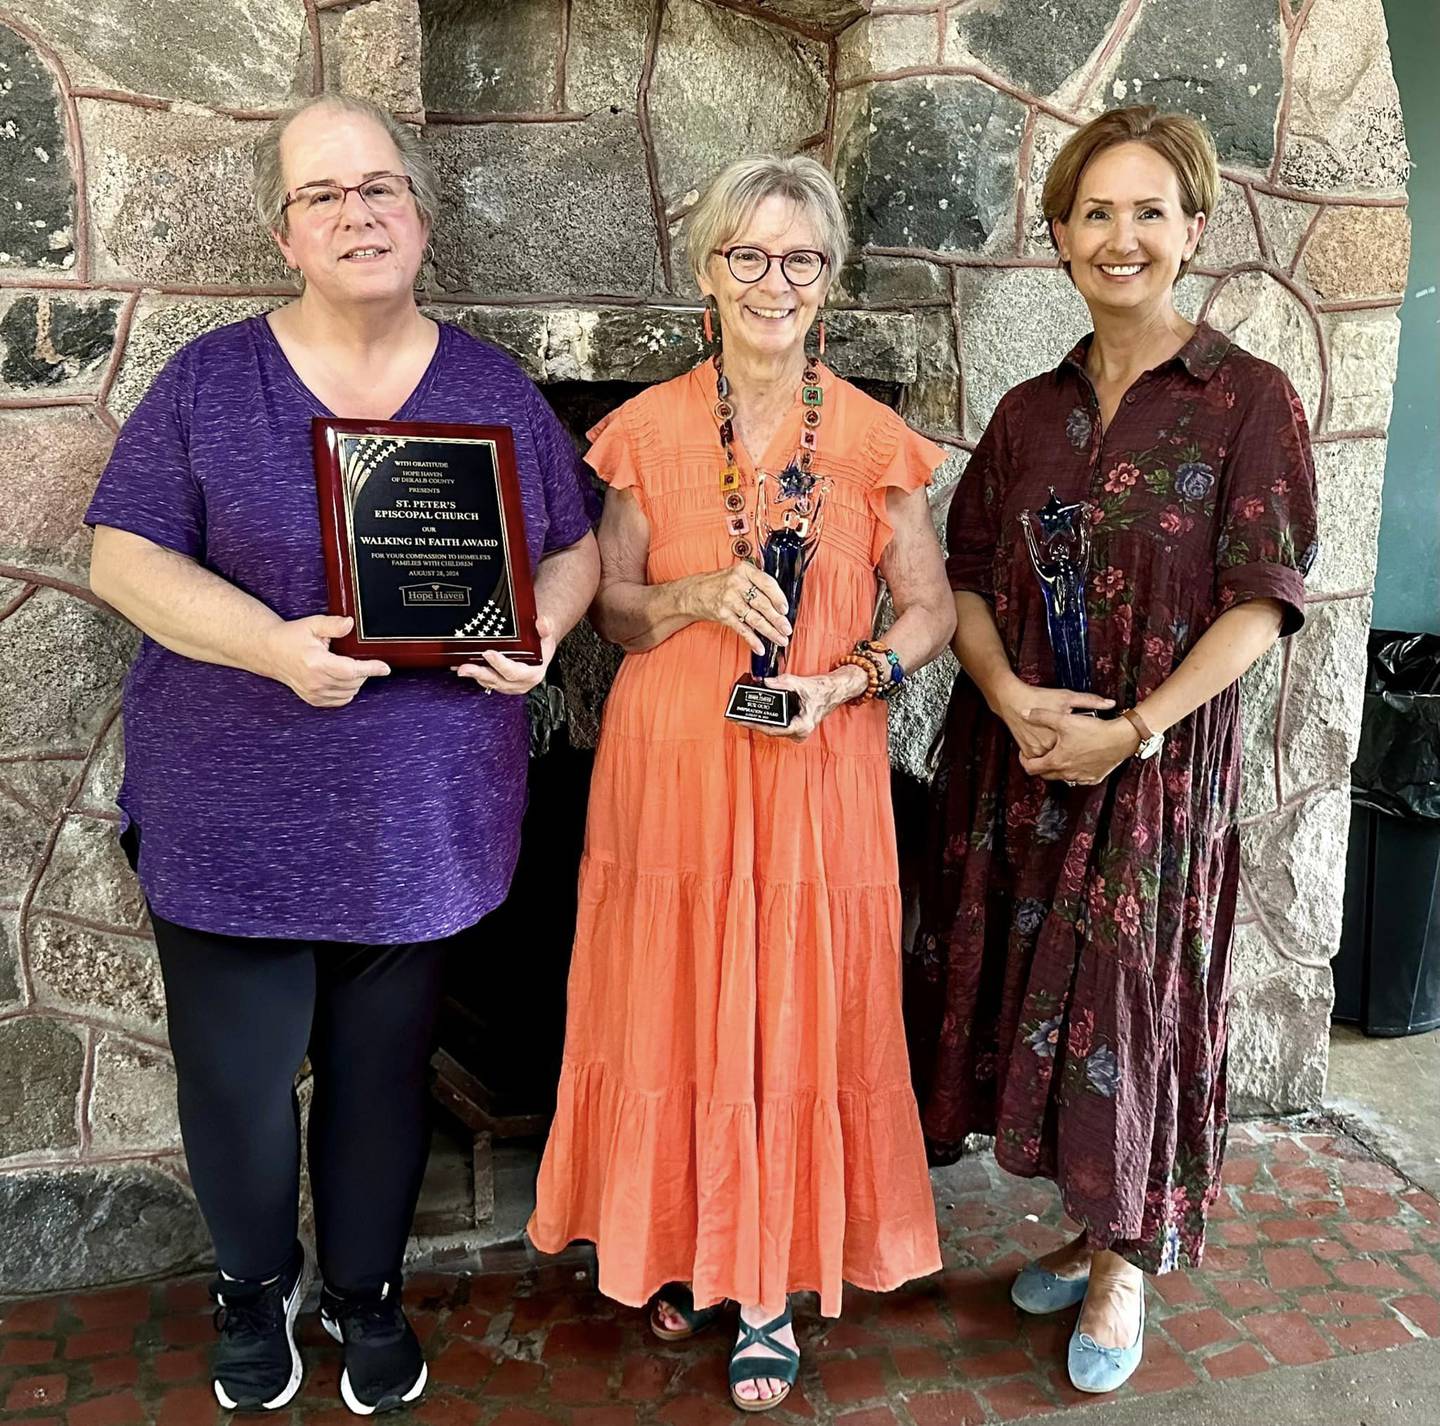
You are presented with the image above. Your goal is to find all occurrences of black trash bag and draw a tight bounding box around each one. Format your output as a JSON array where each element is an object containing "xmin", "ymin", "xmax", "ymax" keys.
[
  {"xmin": 1372, "ymin": 632, "xmax": 1440, "ymax": 696},
  {"xmin": 1351, "ymin": 630, "xmax": 1440, "ymax": 822}
]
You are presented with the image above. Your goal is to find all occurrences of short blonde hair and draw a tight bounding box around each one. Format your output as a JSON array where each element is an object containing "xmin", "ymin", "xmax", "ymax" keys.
[
  {"xmin": 686, "ymin": 155, "xmax": 849, "ymax": 287},
  {"xmin": 1042, "ymin": 105, "xmax": 1219, "ymax": 282},
  {"xmin": 252, "ymin": 95, "xmax": 440, "ymax": 237}
]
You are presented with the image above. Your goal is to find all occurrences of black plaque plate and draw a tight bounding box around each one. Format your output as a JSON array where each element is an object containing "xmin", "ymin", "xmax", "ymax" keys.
[
  {"xmin": 724, "ymin": 678, "xmax": 794, "ymax": 728},
  {"xmin": 314, "ymin": 418, "xmax": 539, "ymax": 667}
]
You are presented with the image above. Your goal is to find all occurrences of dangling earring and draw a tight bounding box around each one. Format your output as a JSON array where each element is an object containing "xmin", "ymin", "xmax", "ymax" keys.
[
  {"xmin": 702, "ymin": 295, "xmax": 718, "ymax": 346},
  {"xmin": 809, "ymin": 311, "xmax": 826, "ymax": 362}
]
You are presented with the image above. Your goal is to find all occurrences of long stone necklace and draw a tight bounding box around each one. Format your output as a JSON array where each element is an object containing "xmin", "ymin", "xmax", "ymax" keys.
[{"xmin": 712, "ymin": 350, "xmax": 823, "ymax": 562}]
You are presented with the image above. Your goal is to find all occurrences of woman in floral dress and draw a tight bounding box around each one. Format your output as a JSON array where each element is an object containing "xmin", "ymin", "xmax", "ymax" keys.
[{"xmin": 907, "ymin": 107, "xmax": 1318, "ymax": 1393}]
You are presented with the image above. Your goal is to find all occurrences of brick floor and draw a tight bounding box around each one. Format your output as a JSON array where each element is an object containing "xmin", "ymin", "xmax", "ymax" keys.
[{"xmin": 0, "ymin": 1116, "xmax": 1437, "ymax": 1424}]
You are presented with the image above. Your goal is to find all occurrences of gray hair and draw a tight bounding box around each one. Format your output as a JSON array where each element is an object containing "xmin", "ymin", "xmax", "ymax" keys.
[
  {"xmin": 685, "ymin": 155, "xmax": 849, "ymax": 287},
  {"xmin": 252, "ymin": 95, "xmax": 440, "ymax": 235}
]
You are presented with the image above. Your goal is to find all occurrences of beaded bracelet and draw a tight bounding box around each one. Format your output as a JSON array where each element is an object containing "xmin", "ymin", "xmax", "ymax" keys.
[
  {"xmin": 851, "ymin": 644, "xmax": 887, "ymax": 688},
  {"xmin": 834, "ymin": 652, "xmax": 880, "ymax": 702},
  {"xmin": 852, "ymin": 651, "xmax": 887, "ymax": 688},
  {"xmin": 858, "ymin": 640, "xmax": 905, "ymax": 700}
]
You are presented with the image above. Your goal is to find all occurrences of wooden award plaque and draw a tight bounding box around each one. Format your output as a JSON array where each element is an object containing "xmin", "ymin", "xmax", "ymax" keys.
[{"xmin": 314, "ymin": 417, "xmax": 540, "ymax": 668}]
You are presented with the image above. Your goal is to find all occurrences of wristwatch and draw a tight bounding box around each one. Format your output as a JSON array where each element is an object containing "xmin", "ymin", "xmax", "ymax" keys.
[{"xmin": 1120, "ymin": 707, "xmax": 1164, "ymax": 761}]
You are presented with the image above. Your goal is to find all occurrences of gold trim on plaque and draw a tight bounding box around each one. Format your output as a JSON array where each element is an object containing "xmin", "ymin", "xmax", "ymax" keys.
[{"xmin": 339, "ymin": 433, "xmax": 522, "ymax": 645}]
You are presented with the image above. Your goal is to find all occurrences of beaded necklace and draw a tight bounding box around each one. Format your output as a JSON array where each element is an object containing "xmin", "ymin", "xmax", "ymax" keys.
[{"xmin": 712, "ymin": 350, "xmax": 823, "ymax": 561}]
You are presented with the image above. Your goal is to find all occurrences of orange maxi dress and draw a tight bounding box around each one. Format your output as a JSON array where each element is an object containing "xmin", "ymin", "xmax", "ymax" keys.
[{"xmin": 528, "ymin": 361, "xmax": 944, "ymax": 1318}]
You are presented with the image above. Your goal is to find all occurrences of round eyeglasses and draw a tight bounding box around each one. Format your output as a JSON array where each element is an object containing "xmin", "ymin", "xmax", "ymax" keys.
[
  {"xmin": 283, "ymin": 173, "xmax": 415, "ymax": 219},
  {"xmin": 715, "ymin": 245, "xmax": 828, "ymax": 287}
]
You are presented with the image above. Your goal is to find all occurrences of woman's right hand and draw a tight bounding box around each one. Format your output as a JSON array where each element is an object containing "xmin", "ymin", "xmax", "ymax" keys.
[
  {"xmin": 989, "ymin": 674, "xmax": 1115, "ymax": 760},
  {"xmin": 687, "ymin": 562, "xmax": 792, "ymax": 658},
  {"xmin": 263, "ymin": 615, "xmax": 391, "ymax": 708}
]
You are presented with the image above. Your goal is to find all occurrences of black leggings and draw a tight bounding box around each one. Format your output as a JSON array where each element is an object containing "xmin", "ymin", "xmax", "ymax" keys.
[{"xmin": 151, "ymin": 910, "xmax": 448, "ymax": 1293}]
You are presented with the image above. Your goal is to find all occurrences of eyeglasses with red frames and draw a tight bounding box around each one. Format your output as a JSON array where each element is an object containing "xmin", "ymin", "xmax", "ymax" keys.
[
  {"xmin": 713, "ymin": 245, "xmax": 828, "ymax": 287},
  {"xmin": 283, "ymin": 173, "xmax": 415, "ymax": 218}
]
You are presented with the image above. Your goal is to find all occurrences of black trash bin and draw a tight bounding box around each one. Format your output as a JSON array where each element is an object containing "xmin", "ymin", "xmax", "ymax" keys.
[{"xmin": 1335, "ymin": 631, "xmax": 1440, "ymax": 1036}]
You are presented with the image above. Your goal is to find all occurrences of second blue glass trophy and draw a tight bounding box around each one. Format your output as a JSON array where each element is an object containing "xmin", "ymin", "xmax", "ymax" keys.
[{"xmin": 1018, "ymin": 487, "xmax": 1097, "ymax": 695}]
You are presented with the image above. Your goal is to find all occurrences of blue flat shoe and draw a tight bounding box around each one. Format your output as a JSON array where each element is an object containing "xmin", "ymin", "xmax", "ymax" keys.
[
  {"xmin": 1067, "ymin": 1282, "xmax": 1145, "ymax": 1393},
  {"xmin": 1010, "ymin": 1263, "xmax": 1090, "ymax": 1314}
]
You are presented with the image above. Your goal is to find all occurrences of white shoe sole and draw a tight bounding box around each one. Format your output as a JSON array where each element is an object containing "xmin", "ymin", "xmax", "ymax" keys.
[
  {"xmin": 322, "ymin": 1311, "xmax": 428, "ymax": 1416},
  {"xmin": 213, "ymin": 1256, "xmax": 307, "ymax": 1411}
]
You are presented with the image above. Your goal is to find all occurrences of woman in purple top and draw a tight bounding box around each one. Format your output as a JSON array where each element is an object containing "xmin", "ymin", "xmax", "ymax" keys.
[
  {"xmin": 85, "ymin": 95, "xmax": 599, "ymax": 1416},
  {"xmin": 907, "ymin": 108, "xmax": 1318, "ymax": 1393}
]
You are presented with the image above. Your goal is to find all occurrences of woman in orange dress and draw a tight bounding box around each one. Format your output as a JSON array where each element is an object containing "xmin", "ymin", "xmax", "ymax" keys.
[{"xmin": 529, "ymin": 156, "xmax": 953, "ymax": 1411}]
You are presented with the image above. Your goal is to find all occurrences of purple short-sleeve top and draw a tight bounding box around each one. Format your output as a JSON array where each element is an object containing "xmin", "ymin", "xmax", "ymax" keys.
[{"xmin": 85, "ymin": 316, "xmax": 596, "ymax": 944}]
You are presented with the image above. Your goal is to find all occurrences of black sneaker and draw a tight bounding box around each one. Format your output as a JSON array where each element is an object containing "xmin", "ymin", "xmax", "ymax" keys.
[
  {"xmin": 319, "ymin": 1279, "xmax": 427, "ymax": 1416},
  {"xmin": 208, "ymin": 1241, "xmax": 306, "ymax": 1411}
]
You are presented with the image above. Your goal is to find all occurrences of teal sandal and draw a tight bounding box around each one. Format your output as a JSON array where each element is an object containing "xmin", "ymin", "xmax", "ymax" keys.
[
  {"xmin": 728, "ymin": 1303, "xmax": 799, "ymax": 1413},
  {"xmin": 649, "ymin": 1282, "xmax": 727, "ymax": 1342}
]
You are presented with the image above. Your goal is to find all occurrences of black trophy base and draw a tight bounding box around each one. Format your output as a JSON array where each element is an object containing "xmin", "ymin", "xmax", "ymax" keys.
[{"xmin": 725, "ymin": 677, "xmax": 793, "ymax": 729}]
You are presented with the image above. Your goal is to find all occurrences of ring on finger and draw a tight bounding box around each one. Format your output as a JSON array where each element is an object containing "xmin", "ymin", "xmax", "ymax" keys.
[{"xmin": 743, "ymin": 584, "xmax": 759, "ymax": 605}]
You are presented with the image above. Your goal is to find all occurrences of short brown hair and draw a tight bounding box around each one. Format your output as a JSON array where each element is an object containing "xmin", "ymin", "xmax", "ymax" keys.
[{"xmin": 1041, "ymin": 105, "xmax": 1219, "ymax": 282}]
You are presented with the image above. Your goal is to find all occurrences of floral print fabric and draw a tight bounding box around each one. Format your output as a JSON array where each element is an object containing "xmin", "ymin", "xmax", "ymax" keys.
[{"xmin": 906, "ymin": 324, "xmax": 1319, "ymax": 1274}]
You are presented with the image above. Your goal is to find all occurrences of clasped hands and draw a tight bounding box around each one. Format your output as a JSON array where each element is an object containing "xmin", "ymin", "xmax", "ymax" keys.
[{"xmin": 992, "ymin": 675, "xmax": 1140, "ymax": 786}]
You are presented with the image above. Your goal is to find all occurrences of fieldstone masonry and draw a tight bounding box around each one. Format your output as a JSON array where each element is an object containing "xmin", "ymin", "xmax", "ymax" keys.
[{"xmin": 0, "ymin": 0, "xmax": 1411, "ymax": 1291}]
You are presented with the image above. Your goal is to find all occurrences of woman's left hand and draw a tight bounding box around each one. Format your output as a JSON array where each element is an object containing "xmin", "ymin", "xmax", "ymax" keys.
[
  {"xmin": 753, "ymin": 665, "xmax": 868, "ymax": 743},
  {"xmin": 1018, "ymin": 708, "xmax": 1140, "ymax": 785},
  {"xmin": 455, "ymin": 614, "xmax": 557, "ymax": 695}
]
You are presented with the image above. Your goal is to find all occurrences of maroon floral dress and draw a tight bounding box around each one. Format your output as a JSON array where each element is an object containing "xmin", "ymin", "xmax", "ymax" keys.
[{"xmin": 907, "ymin": 324, "xmax": 1318, "ymax": 1273}]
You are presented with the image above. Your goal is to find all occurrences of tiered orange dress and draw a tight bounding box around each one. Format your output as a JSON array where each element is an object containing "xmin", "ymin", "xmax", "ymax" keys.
[{"xmin": 527, "ymin": 361, "xmax": 944, "ymax": 1318}]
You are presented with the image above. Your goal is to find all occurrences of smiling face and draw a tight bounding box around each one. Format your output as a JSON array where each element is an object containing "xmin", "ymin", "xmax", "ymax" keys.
[
  {"xmin": 699, "ymin": 194, "xmax": 830, "ymax": 368},
  {"xmin": 271, "ymin": 105, "xmax": 429, "ymax": 307},
  {"xmin": 1051, "ymin": 141, "xmax": 1205, "ymax": 318}
]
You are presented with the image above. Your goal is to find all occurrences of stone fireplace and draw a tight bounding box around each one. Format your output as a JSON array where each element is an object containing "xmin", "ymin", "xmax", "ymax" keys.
[{"xmin": 0, "ymin": 0, "xmax": 1411, "ymax": 1291}]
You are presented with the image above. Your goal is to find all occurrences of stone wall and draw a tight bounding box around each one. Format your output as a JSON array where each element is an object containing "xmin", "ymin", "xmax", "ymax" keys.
[{"xmin": 0, "ymin": 0, "xmax": 1410, "ymax": 1291}]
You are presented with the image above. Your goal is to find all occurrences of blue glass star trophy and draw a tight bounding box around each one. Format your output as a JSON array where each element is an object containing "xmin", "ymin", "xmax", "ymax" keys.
[
  {"xmin": 724, "ymin": 464, "xmax": 832, "ymax": 729},
  {"xmin": 1018, "ymin": 488, "xmax": 1096, "ymax": 695}
]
